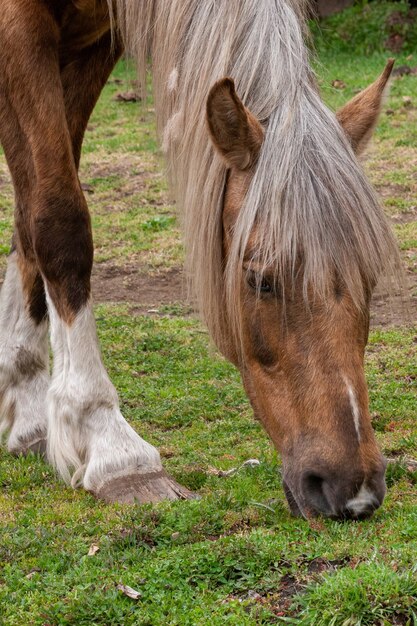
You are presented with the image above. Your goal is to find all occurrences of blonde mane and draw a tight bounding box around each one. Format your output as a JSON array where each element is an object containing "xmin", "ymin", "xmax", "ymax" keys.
[{"xmin": 110, "ymin": 0, "xmax": 400, "ymax": 349}]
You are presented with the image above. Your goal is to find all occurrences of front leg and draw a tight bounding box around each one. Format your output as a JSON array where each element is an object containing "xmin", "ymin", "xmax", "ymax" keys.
[
  {"xmin": 31, "ymin": 149, "xmax": 191, "ymax": 503},
  {"xmin": 0, "ymin": 251, "xmax": 49, "ymax": 455},
  {"xmin": 0, "ymin": 3, "xmax": 191, "ymax": 503},
  {"xmin": 46, "ymin": 295, "xmax": 190, "ymax": 502}
]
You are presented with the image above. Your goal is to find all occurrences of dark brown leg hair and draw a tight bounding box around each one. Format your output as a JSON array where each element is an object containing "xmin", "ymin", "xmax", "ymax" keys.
[
  {"xmin": 0, "ymin": 88, "xmax": 47, "ymax": 324},
  {"xmin": 61, "ymin": 31, "xmax": 123, "ymax": 170},
  {"xmin": 0, "ymin": 1, "xmax": 194, "ymax": 502},
  {"xmin": 0, "ymin": 2, "xmax": 121, "ymax": 324}
]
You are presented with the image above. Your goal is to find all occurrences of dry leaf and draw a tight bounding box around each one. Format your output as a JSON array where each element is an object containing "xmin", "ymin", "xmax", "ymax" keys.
[
  {"xmin": 402, "ymin": 96, "xmax": 412, "ymax": 107},
  {"xmin": 247, "ymin": 590, "xmax": 263, "ymax": 601},
  {"xmin": 405, "ymin": 458, "xmax": 417, "ymax": 470},
  {"xmin": 331, "ymin": 79, "xmax": 346, "ymax": 90},
  {"xmin": 307, "ymin": 518, "xmax": 326, "ymax": 532},
  {"xmin": 392, "ymin": 65, "xmax": 412, "ymax": 77},
  {"xmin": 81, "ymin": 183, "xmax": 94, "ymax": 194},
  {"xmin": 117, "ymin": 583, "xmax": 142, "ymax": 600},
  {"xmin": 88, "ymin": 543, "xmax": 100, "ymax": 556},
  {"xmin": 114, "ymin": 91, "xmax": 141, "ymax": 103}
]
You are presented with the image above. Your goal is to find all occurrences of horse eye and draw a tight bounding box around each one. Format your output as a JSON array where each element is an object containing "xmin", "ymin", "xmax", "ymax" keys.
[
  {"xmin": 246, "ymin": 271, "xmax": 273, "ymax": 294},
  {"xmin": 259, "ymin": 278, "xmax": 273, "ymax": 293}
]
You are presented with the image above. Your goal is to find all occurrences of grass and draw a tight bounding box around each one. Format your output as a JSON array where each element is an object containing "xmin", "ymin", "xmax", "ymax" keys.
[
  {"xmin": 289, "ymin": 564, "xmax": 417, "ymax": 626},
  {"xmin": 0, "ymin": 3, "xmax": 416, "ymax": 624},
  {"xmin": 311, "ymin": 1, "xmax": 417, "ymax": 57},
  {"xmin": 0, "ymin": 318, "xmax": 416, "ymax": 625}
]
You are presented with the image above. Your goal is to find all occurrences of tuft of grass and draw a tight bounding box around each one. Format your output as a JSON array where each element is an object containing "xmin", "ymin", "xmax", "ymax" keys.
[
  {"xmin": 386, "ymin": 460, "xmax": 417, "ymax": 487},
  {"xmin": 285, "ymin": 563, "xmax": 417, "ymax": 626},
  {"xmin": 311, "ymin": 1, "xmax": 417, "ymax": 56},
  {"xmin": 141, "ymin": 216, "xmax": 176, "ymax": 232}
]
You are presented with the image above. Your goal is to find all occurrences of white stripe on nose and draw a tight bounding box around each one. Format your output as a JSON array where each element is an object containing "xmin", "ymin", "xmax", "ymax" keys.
[{"xmin": 344, "ymin": 376, "xmax": 361, "ymax": 441}]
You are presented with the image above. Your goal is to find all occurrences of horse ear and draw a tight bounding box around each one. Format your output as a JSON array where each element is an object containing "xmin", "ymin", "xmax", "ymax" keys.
[
  {"xmin": 337, "ymin": 59, "xmax": 395, "ymax": 155},
  {"xmin": 207, "ymin": 78, "xmax": 264, "ymax": 170}
]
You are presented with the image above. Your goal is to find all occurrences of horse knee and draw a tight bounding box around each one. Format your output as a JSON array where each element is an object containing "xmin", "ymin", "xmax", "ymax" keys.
[{"xmin": 32, "ymin": 189, "xmax": 93, "ymax": 320}]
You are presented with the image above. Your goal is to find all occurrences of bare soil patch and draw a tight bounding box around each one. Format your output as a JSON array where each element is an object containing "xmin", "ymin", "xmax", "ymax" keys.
[
  {"xmin": 371, "ymin": 278, "xmax": 417, "ymax": 327},
  {"xmin": 86, "ymin": 148, "xmax": 416, "ymax": 326},
  {"xmin": 83, "ymin": 154, "xmax": 166, "ymax": 203},
  {"xmin": 92, "ymin": 261, "xmax": 416, "ymax": 327},
  {"xmin": 92, "ymin": 262, "xmax": 187, "ymax": 313}
]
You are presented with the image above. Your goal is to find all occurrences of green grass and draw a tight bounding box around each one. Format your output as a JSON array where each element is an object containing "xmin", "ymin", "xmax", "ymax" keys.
[
  {"xmin": 311, "ymin": 1, "xmax": 417, "ymax": 57},
  {"xmin": 0, "ymin": 316, "xmax": 416, "ymax": 625},
  {"xmin": 0, "ymin": 4, "xmax": 416, "ymax": 624},
  {"xmin": 289, "ymin": 563, "xmax": 417, "ymax": 626}
]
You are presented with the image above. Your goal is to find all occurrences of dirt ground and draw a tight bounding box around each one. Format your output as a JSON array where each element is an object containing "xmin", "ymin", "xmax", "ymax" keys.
[
  {"xmin": 91, "ymin": 259, "xmax": 416, "ymax": 328},
  {"xmin": 91, "ymin": 262, "xmax": 187, "ymax": 313}
]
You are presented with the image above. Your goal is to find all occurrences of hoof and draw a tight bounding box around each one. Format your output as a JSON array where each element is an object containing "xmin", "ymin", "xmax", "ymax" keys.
[
  {"xmin": 93, "ymin": 469, "xmax": 196, "ymax": 504},
  {"xmin": 10, "ymin": 436, "xmax": 47, "ymax": 457}
]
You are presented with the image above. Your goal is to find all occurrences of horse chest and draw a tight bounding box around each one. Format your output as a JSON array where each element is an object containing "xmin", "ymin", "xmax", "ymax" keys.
[{"xmin": 59, "ymin": 0, "xmax": 111, "ymax": 60}]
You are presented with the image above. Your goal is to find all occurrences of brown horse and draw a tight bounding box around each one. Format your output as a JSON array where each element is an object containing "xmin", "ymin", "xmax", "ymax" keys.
[{"xmin": 0, "ymin": 0, "xmax": 401, "ymax": 519}]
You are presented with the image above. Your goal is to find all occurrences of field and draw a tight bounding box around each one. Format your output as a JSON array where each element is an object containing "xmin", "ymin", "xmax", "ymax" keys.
[{"xmin": 0, "ymin": 3, "xmax": 416, "ymax": 625}]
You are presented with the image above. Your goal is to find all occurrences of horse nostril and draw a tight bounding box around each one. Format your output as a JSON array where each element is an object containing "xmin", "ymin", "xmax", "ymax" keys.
[
  {"xmin": 288, "ymin": 465, "xmax": 386, "ymax": 520},
  {"xmin": 302, "ymin": 472, "xmax": 333, "ymax": 517}
]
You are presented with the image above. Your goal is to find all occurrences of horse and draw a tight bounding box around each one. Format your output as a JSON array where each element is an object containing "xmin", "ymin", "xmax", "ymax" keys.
[{"xmin": 0, "ymin": 0, "xmax": 401, "ymax": 520}]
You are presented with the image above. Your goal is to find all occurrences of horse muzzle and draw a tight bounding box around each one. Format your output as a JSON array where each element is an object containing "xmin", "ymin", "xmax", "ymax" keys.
[{"xmin": 282, "ymin": 458, "xmax": 387, "ymax": 520}]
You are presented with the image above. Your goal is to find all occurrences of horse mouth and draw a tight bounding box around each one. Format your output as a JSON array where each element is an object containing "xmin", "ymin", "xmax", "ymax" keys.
[{"xmin": 282, "ymin": 477, "xmax": 384, "ymax": 521}]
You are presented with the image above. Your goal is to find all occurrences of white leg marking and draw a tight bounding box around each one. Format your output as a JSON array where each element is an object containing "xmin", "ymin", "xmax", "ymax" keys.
[
  {"xmin": 343, "ymin": 376, "xmax": 361, "ymax": 441},
  {"xmin": 46, "ymin": 295, "xmax": 162, "ymax": 491},
  {"xmin": 0, "ymin": 253, "xmax": 49, "ymax": 453},
  {"xmin": 346, "ymin": 483, "xmax": 378, "ymax": 516}
]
